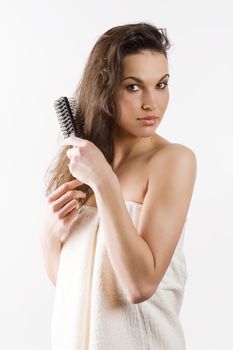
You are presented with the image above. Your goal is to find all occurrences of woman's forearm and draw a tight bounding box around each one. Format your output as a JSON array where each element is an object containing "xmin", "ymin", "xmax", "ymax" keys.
[
  {"xmin": 39, "ymin": 231, "xmax": 62, "ymax": 287},
  {"xmin": 92, "ymin": 172, "xmax": 155, "ymax": 303}
]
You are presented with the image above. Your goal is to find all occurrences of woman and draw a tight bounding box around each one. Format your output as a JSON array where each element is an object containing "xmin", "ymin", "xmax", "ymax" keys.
[{"xmin": 39, "ymin": 22, "xmax": 197, "ymax": 350}]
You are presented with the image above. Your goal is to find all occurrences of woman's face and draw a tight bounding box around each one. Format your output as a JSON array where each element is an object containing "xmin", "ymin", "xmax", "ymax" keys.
[{"xmin": 115, "ymin": 50, "xmax": 169, "ymax": 137}]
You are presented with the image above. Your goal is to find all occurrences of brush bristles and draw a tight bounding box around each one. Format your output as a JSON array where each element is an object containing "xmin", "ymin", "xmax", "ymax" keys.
[
  {"xmin": 54, "ymin": 97, "xmax": 82, "ymax": 138},
  {"xmin": 68, "ymin": 98, "xmax": 77, "ymax": 118}
]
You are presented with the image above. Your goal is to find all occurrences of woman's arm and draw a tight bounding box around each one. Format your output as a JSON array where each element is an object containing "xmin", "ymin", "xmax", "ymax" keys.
[
  {"xmin": 92, "ymin": 144, "xmax": 197, "ymax": 304},
  {"xmin": 38, "ymin": 179, "xmax": 86, "ymax": 287},
  {"xmin": 39, "ymin": 231, "xmax": 62, "ymax": 287}
]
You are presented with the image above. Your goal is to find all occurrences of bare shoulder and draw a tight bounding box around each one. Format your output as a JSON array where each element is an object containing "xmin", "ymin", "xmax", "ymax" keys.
[
  {"xmin": 148, "ymin": 139, "xmax": 197, "ymax": 187},
  {"xmin": 151, "ymin": 139, "xmax": 197, "ymax": 168}
]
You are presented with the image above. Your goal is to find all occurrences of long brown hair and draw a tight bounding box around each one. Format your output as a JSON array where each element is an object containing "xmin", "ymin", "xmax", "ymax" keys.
[{"xmin": 44, "ymin": 21, "xmax": 172, "ymax": 207}]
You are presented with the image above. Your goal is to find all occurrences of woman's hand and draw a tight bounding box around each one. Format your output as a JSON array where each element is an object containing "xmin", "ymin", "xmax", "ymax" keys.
[
  {"xmin": 39, "ymin": 179, "xmax": 86, "ymax": 241},
  {"xmin": 61, "ymin": 136, "xmax": 113, "ymax": 189}
]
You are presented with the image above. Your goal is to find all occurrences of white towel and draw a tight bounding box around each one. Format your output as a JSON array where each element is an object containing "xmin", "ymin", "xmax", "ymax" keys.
[{"xmin": 51, "ymin": 201, "xmax": 188, "ymax": 350}]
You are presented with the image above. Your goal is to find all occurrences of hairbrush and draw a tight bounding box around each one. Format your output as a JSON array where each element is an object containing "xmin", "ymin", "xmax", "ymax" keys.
[
  {"xmin": 54, "ymin": 96, "xmax": 92, "ymax": 204},
  {"xmin": 54, "ymin": 96, "xmax": 84, "ymax": 138}
]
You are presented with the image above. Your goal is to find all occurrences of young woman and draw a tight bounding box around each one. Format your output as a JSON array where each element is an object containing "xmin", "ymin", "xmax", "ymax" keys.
[{"xmin": 39, "ymin": 22, "xmax": 197, "ymax": 350}]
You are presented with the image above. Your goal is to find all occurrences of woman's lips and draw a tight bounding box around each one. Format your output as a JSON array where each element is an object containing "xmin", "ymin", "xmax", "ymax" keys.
[
  {"xmin": 137, "ymin": 117, "xmax": 158, "ymax": 126},
  {"xmin": 138, "ymin": 116, "xmax": 158, "ymax": 120}
]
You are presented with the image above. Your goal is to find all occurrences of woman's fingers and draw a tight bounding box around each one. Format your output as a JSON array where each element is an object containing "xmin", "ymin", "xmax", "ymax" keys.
[{"xmin": 47, "ymin": 179, "xmax": 83, "ymax": 202}]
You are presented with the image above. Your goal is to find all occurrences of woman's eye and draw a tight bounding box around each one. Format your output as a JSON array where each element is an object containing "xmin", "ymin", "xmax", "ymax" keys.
[
  {"xmin": 158, "ymin": 82, "xmax": 168, "ymax": 89},
  {"xmin": 126, "ymin": 84, "xmax": 140, "ymax": 92}
]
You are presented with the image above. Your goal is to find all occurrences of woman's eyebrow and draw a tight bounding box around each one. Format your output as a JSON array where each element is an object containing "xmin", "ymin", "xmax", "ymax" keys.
[{"xmin": 122, "ymin": 73, "xmax": 170, "ymax": 83}]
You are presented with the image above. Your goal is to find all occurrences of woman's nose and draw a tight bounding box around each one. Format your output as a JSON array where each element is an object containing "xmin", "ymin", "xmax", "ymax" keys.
[{"xmin": 141, "ymin": 92, "xmax": 158, "ymax": 111}]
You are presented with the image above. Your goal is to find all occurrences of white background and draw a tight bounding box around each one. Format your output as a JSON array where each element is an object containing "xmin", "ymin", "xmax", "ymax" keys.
[{"xmin": 0, "ymin": 0, "xmax": 232, "ymax": 349}]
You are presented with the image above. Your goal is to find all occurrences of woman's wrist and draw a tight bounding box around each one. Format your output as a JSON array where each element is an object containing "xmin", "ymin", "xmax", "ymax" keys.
[
  {"xmin": 92, "ymin": 168, "xmax": 118, "ymax": 194},
  {"xmin": 39, "ymin": 228, "xmax": 62, "ymax": 248}
]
